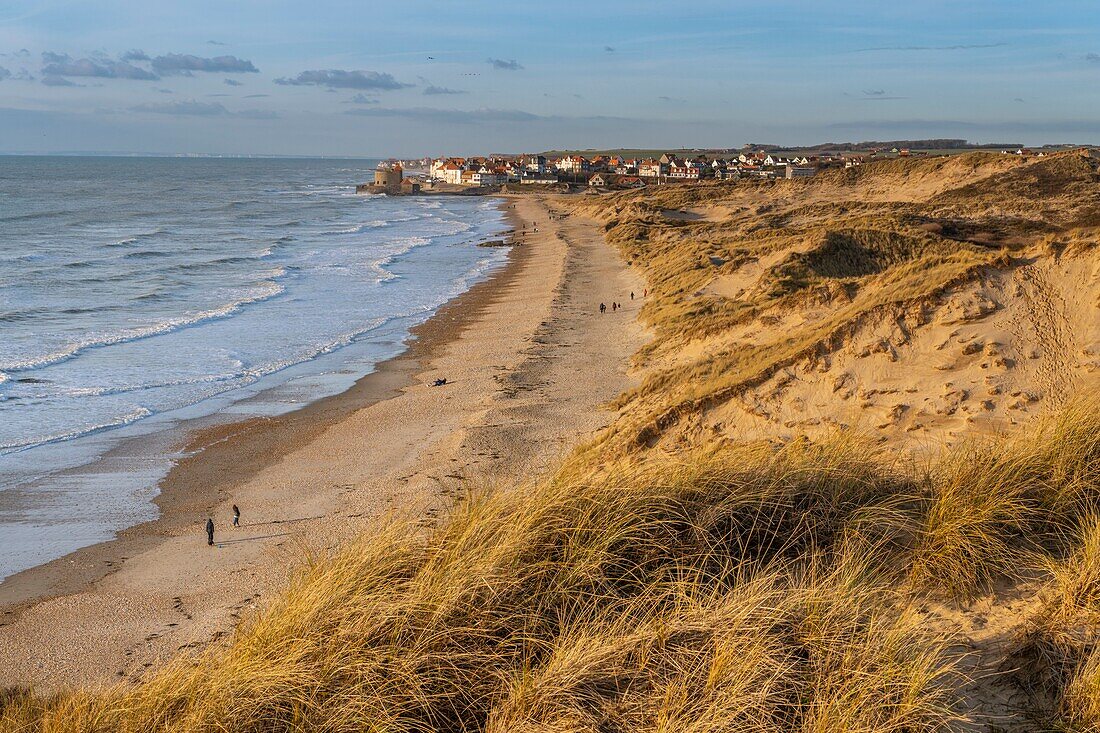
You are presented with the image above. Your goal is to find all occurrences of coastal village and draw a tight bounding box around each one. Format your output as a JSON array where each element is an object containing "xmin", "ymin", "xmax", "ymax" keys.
[
  {"xmin": 428, "ymin": 151, "xmax": 829, "ymax": 186},
  {"xmin": 364, "ymin": 145, "xmax": 1056, "ymax": 193},
  {"xmin": 367, "ymin": 151, "xmax": 835, "ymax": 193}
]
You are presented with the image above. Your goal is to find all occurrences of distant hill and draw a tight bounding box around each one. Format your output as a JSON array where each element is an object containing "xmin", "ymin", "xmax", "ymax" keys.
[
  {"xmin": 535, "ymin": 141, "xmax": 1094, "ymax": 160},
  {"xmin": 744, "ymin": 139, "xmax": 1021, "ymax": 152}
]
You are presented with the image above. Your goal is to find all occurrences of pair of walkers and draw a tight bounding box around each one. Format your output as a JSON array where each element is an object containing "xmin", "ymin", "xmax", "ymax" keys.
[{"xmin": 205, "ymin": 504, "xmax": 241, "ymax": 546}]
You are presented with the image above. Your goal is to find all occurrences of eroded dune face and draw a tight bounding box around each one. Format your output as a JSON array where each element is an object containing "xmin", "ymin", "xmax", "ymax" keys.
[{"xmin": 577, "ymin": 150, "xmax": 1100, "ymax": 454}]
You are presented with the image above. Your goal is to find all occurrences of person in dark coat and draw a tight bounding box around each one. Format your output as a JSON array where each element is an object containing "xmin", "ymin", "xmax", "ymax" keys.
[
  {"xmin": 232, "ymin": 505, "xmax": 240, "ymax": 527},
  {"xmin": 206, "ymin": 518, "xmax": 215, "ymax": 546}
]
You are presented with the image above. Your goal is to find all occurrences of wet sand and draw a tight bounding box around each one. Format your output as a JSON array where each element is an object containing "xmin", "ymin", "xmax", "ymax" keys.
[{"xmin": 0, "ymin": 193, "xmax": 647, "ymax": 691}]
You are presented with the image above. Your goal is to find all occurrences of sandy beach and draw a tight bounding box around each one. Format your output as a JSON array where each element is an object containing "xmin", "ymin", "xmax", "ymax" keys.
[{"xmin": 0, "ymin": 193, "xmax": 646, "ymax": 691}]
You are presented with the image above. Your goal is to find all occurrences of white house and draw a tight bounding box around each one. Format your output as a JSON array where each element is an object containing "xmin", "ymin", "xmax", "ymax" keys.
[
  {"xmin": 638, "ymin": 159, "xmax": 667, "ymax": 178},
  {"xmin": 555, "ymin": 155, "xmax": 590, "ymax": 174},
  {"xmin": 472, "ymin": 167, "xmax": 506, "ymax": 186},
  {"xmin": 667, "ymin": 160, "xmax": 702, "ymax": 179},
  {"xmin": 784, "ymin": 164, "xmax": 815, "ymax": 178},
  {"xmin": 554, "ymin": 155, "xmax": 589, "ymax": 173},
  {"xmin": 520, "ymin": 171, "xmax": 559, "ymax": 184},
  {"xmin": 523, "ymin": 155, "xmax": 548, "ymax": 173},
  {"xmin": 440, "ymin": 161, "xmax": 466, "ymax": 184}
]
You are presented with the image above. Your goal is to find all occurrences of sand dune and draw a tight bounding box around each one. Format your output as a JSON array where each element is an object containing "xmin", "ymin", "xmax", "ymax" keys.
[
  {"xmin": 6, "ymin": 152, "xmax": 1100, "ymax": 732},
  {"xmin": 575, "ymin": 150, "xmax": 1100, "ymax": 458}
]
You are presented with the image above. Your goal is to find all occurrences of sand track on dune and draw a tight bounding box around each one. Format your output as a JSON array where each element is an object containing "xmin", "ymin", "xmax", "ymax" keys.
[
  {"xmin": 575, "ymin": 150, "xmax": 1100, "ymax": 729},
  {"xmin": 582, "ymin": 151, "xmax": 1100, "ymax": 458},
  {"xmin": 1012, "ymin": 262, "xmax": 1075, "ymax": 404},
  {"xmin": 685, "ymin": 252, "xmax": 1100, "ymax": 455}
]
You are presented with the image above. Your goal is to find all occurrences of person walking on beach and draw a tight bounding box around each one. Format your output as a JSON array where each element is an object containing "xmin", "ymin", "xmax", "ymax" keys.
[
  {"xmin": 631, "ymin": 291, "xmax": 634, "ymax": 300},
  {"xmin": 206, "ymin": 518, "xmax": 215, "ymax": 546},
  {"xmin": 232, "ymin": 504, "xmax": 240, "ymax": 528},
  {"xmin": 599, "ymin": 302, "xmax": 606, "ymax": 313}
]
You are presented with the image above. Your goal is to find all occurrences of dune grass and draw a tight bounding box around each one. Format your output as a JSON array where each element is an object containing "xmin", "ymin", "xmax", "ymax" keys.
[
  {"xmin": 6, "ymin": 152, "xmax": 1100, "ymax": 731},
  {"xmin": 577, "ymin": 175, "xmax": 1013, "ymax": 454},
  {"xmin": 911, "ymin": 401, "xmax": 1100, "ymax": 601},
  {"xmin": 1061, "ymin": 645, "xmax": 1100, "ymax": 731},
  {"xmin": 1, "ymin": 434, "xmax": 964, "ymax": 733},
  {"xmin": 1011, "ymin": 516, "xmax": 1100, "ymax": 728},
  {"xmin": 6, "ymin": 401, "xmax": 1100, "ymax": 732},
  {"xmin": 570, "ymin": 152, "xmax": 1099, "ymax": 456}
]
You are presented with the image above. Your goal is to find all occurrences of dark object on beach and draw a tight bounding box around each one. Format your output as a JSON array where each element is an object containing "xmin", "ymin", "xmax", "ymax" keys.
[
  {"xmin": 599, "ymin": 303, "xmax": 606, "ymax": 313},
  {"xmin": 232, "ymin": 505, "xmax": 240, "ymax": 527},
  {"xmin": 206, "ymin": 518, "xmax": 215, "ymax": 546},
  {"xmin": 631, "ymin": 291, "xmax": 635, "ymax": 300},
  {"xmin": 431, "ymin": 377, "xmax": 448, "ymax": 387}
]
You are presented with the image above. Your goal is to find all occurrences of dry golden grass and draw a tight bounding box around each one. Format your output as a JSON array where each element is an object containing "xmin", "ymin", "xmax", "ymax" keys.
[
  {"xmin": 1, "ymin": 435, "xmax": 967, "ymax": 733},
  {"xmin": 911, "ymin": 402, "xmax": 1100, "ymax": 601},
  {"xmin": 1011, "ymin": 517, "xmax": 1100, "ymax": 728},
  {"xmin": 6, "ymin": 150, "xmax": 1100, "ymax": 731},
  {"xmin": 8, "ymin": 400, "xmax": 1100, "ymax": 732},
  {"xmin": 485, "ymin": 560, "xmax": 959, "ymax": 733},
  {"xmin": 571, "ymin": 150, "xmax": 1100, "ymax": 456},
  {"xmin": 984, "ymin": 403, "xmax": 1100, "ymax": 726},
  {"xmin": 1062, "ymin": 646, "xmax": 1100, "ymax": 731}
]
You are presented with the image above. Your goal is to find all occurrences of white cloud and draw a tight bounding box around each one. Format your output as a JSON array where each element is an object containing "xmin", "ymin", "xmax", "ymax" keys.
[
  {"xmin": 42, "ymin": 53, "xmax": 157, "ymax": 80},
  {"xmin": 151, "ymin": 54, "xmax": 258, "ymax": 75},
  {"xmin": 131, "ymin": 99, "xmax": 229, "ymax": 116},
  {"xmin": 274, "ymin": 69, "xmax": 412, "ymax": 90},
  {"xmin": 487, "ymin": 58, "xmax": 523, "ymax": 71}
]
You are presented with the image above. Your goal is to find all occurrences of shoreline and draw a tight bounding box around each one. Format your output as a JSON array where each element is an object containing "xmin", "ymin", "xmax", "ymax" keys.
[
  {"xmin": 0, "ymin": 198, "xmax": 525, "ymax": 617},
  {"xmin": 0, "ymin": 192, "xmax": 647, "ymax": 691}
]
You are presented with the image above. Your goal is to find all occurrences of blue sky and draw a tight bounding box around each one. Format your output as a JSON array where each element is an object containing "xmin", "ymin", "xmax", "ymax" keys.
[{"xmin": 1, "ymin": 0, "xmax": 1098, "ymax": 156}]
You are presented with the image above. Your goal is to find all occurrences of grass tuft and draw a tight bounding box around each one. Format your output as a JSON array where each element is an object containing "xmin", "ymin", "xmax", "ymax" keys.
[{"xmin": 0, "ymin": 435, "xmax": 966, "ymax": 733}]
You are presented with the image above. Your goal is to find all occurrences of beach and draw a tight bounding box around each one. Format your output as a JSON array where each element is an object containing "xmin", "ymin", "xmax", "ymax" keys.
[{"xmin": 0, "ymin": 193, "xmax": 646, "ymax": 691}]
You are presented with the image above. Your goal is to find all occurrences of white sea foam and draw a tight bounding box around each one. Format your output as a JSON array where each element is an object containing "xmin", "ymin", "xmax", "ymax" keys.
[
  {"xmin": 0, "ymin": 276, "xmax": 288, "ymax": 373},
  {"xmin": 0, "ymin": 406, "xmax": 153, "ymax": 453},
  {"xmin": 0, "ymin": 157, "xmax": 508, "ymax": 583},
  {"xmin": 326, "ymin": 219, "xmax": 390, "ymax": 235}
]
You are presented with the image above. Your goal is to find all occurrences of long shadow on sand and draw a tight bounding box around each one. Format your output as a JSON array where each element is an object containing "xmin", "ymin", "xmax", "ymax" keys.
[{"xmin": 217, "ymin": 531, "xmax": 292, "ymax": 546}]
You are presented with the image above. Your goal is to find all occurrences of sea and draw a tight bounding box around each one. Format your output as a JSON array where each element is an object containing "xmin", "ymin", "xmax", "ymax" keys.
[{"xmin": 0, "ymin": 156, "xmax": 509, "ymax": 583}]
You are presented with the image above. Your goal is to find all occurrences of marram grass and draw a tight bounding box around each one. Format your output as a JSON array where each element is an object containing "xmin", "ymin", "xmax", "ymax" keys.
[{"xmin": 4, "ymin": 406, "xmax": 1100, "ymax": 729}]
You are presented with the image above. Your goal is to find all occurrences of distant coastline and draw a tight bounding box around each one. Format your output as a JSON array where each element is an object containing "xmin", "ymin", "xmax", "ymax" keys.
[{"xmin": 0, "ymin": 158, "xmax": 510, "ymax": 590}]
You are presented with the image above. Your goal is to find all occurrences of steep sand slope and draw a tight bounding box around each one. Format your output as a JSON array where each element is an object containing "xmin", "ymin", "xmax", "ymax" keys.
[
  {"xmin": 574, "ymin": 150, "xmax": 1100, "ymax": 458},
  {"xmin": 567, "ymin": 150, "xmax": 1100, "ymax": 730}
]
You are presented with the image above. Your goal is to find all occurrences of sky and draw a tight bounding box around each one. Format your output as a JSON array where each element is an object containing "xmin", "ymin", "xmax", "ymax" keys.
[{"xmin": 0, "ymin": 0, "xmax": 1098, "ymax": 156}]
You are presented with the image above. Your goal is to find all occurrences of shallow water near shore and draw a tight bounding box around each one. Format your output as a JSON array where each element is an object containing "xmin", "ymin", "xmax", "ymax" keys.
[{"xmin": 0, "ymin": 156, "xmax": 508, "ymax": 582}]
